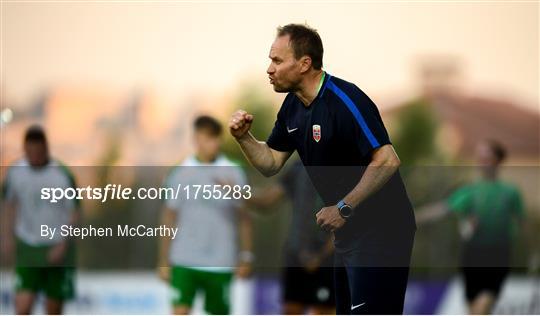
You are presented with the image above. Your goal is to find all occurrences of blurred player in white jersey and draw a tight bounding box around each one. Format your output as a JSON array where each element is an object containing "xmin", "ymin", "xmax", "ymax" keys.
[
  {"xmin": 158, "ymin": 116, "xmax": 253, "ymax": 315},
  {"xmin": 1, "ymin": 125, "xmax": 80, "ymax": 314}
]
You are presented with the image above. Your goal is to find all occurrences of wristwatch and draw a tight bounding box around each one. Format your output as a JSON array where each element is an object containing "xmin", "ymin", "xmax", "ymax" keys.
[{"xmin": 336, "ymin": 200, "xmax": 353, "ymax": 219}]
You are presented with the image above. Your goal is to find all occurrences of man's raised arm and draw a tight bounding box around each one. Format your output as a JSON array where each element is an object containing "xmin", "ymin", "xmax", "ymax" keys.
[{"xmin": 229, "ymin": 110, "xmax": 292, "ymax": 177}]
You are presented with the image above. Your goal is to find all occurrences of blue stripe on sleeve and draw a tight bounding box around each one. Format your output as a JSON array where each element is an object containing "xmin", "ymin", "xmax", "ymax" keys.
[{"xmin": 327, "ymin": 80, "xmax": 380, "ymax": 148}]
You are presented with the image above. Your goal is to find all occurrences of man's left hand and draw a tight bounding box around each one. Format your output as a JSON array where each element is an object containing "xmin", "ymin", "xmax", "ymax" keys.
[{"xmin": 316, "ymin": 206, "xmax": 346, "ymax": 232}]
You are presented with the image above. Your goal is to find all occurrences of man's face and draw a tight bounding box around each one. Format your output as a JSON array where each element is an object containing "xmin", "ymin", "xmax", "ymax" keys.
[
  {"xmin": 194, "ymin": 129, "xmax": 221, "ymax": 160},
  {"xmin": 475, "ymin": 142, "xmax": 499, "ymax": 172},
  {"xmin": 24, "ymin": 141, "xmax": 49, "ymax": 167},
  {"xmin": 267, "ymin": 35, "xmax": 304, "ymax": 93}
]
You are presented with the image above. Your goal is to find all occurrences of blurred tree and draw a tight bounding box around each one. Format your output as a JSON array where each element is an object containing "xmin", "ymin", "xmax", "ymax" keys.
[
  {"xmin": 392, "ymin": 98, "xmax": 439, "ymax": 165},
  {"xmin": 391, "ymin": 98, "xmax": 466, "ymax": 278}
]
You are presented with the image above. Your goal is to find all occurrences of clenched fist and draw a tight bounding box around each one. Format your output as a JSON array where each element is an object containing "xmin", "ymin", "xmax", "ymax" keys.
[{"xmin": 229, "ymin": 110, "xmax": 254, "ymax": 139}]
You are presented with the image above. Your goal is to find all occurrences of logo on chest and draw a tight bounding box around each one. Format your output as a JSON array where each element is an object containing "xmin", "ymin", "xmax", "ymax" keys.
[{"xmin": 312, "ymin": 124, "xmax": 321, "ymax": 142}]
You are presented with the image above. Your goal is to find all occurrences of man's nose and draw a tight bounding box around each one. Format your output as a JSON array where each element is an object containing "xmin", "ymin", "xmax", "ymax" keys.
[{"xmin": 267, "ymin": 65, "xmax": 275, "ymax": 74}]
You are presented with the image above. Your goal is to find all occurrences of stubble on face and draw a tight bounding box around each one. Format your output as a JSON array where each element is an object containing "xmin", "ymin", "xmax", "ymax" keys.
[{"xmin": 267, "ymin": 36, "xmax": 301, "ymax": 93}]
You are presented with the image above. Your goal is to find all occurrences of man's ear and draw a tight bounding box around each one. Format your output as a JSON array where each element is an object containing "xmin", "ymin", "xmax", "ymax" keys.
[{"xmin": 299, "ymin": 56, "xmax": 312, "ymax": 73}]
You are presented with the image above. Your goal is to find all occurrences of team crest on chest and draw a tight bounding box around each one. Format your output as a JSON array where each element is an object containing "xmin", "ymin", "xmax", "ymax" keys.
[{"xmin": 312, "ymin": 124, "xmax": 321, "ymax": 142}]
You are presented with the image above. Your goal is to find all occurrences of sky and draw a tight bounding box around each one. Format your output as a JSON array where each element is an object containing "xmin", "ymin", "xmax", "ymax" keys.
[{"xmin": 2, "ymin": 1, "xmax": 539, "ymax": 111}]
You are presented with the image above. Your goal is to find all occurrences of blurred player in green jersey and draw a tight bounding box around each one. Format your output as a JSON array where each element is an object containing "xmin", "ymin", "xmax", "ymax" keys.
[{"xmin": 417, "ymin": 140, "xmax": 527, "ymax": 314}]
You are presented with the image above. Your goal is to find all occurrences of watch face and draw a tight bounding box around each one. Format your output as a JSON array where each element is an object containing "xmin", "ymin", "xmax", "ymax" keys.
[{"xmin": 339, "ymin": 205, "xmax": 353, "ymax": 218}]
